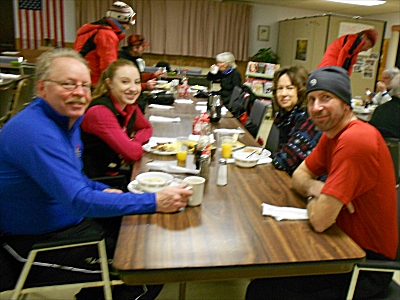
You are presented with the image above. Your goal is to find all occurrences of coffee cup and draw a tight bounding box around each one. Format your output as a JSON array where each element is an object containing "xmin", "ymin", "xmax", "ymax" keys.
[
  {"xmin": 183, "ymin": 176, "xmax": 205, "ymax": 206},
  {"xmin": 210, "ymin": 65, "xmax": 219, "ymax": 74}
]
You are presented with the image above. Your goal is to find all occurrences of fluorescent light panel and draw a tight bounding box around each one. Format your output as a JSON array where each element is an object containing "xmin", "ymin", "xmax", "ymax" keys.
[{"xmin": 327, "ymin": 0, "xmax": 386, "ymax": 6}]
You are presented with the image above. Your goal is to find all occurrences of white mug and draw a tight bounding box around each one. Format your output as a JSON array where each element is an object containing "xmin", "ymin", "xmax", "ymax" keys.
[
  {"xmin": 136, "ymin": 58, "xmax": 145, "ymax": 72},
  {"xmin": 183, "ymin": 176, "xmax": 205, "ymax": 206},
  {"xmin": 210, "ymin": 65, "xmax": 219, "ymax": 74}
]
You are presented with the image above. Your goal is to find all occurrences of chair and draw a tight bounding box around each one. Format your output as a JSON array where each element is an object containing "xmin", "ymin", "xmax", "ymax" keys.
[
  {"xmin": 346, "ymin": 187, "xmax": 400, "ymax": 300},
  {"xmin": 227, "ymin": 86, "xmax": 243, "ymax": 111},
  {"xmin": 93, "ymin": 174, "xmax": 129, "ymax": 192},
  {"xmin": 143, "ymin": 66, "xmax": 160, "ymax": 73},
  {"xmin": 1, "ymin": 231, "xmax": 119, "ymax": 300},
  {"xmin": 179, "ymin": 68, "xmax": 202, "ymax": 76},
  {"xmin": 0, "ymin": 79, "xmax": 16, "ymax": 126},
  {"xmin": 385, "ymin": 138, "xmax": 400, "ymax": 187},
  {"xmin": 265, "ymin": 123, "xmax": 280, "ymax": 153},
  {"xmin": 187, "ymin": 75, "xmax": 211, "ymax": 90},
  {"xmin": 244, "ymin": 99, "xmax": 269, "ymax": 139},
  {"xmin": 9, "ymin": 77, "xmax": 35, "ymax": 118}
]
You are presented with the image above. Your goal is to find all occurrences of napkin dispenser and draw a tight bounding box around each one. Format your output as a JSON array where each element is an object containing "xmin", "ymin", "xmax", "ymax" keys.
[{"xmin": 207, "ymin": 94, "xmax": 222, "ymax": 122}]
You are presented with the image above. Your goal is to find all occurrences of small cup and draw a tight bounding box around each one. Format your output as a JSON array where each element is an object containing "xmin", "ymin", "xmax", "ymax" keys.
[
  {"xmin": 176, "ymin": 137, "xmax": 188, "ymax": 167},
  {"xmin": 183, "ymin": 176, "xmax": 205, "ymax": 206},
  {"xmin": 221, "ymin": 136, "xmax": 234, "ymax": 158},
  {"xmin": 210, "ymin": 64, "xmax": 219, "ymax": 74}
]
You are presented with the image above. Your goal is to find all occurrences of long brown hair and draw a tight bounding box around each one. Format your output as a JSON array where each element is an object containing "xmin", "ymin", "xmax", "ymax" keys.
[
  {"xmin": 92, "ymin": 59, "xmax": 139, "ymax": 100},
  {"xmin": 270, "ymin": 65, "xmax": 309, "ymax": 115}
]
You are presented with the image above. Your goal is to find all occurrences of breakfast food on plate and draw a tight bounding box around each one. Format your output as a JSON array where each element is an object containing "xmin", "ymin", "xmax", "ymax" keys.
[
  {"xmin": 153, "ymin": 143, "xmax": 177, "ymax": 152},
  {"xmin": 151, "ymin": 140, "xmax": 197, "ymax": 153}
]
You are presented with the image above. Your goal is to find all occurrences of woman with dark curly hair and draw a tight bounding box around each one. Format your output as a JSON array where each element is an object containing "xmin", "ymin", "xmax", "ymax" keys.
[{"xmin": 269, "ymin": 65, "xmax": 322, "ymax": 175}]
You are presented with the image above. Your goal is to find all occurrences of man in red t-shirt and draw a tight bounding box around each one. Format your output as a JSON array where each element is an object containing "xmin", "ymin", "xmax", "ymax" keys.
[{"xmin": 246, "ymin": 66, "xmax": 398, "ymax": 300}]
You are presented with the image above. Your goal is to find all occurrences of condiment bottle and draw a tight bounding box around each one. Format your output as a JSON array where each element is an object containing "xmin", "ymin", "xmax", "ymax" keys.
[
  {"xmin": 199, "ymin": 154, "xmax": 211, "ymax": 180},
  {"xmin": 217, "ymin": 159, "xmax": 227, "ymax": 186}
]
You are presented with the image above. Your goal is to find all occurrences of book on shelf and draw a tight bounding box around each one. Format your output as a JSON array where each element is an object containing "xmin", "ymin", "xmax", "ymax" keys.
[{"xmin": 246, "ymin": 61, "xmax": 280, "ymax": 76}]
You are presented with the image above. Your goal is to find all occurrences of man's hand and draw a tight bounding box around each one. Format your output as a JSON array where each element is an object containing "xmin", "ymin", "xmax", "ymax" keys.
[
  {"xmin": 146, "ymin": 78, "xmax": 157, "ymax": 90},
  {"xmin": 376, "ymin": 81, "xmax": 387, "ymax": 93},
  {"xmin": 153, "ymin": 69, "xmax": 164, "ymax": 77},
  {"xmin": 155, "ymin": 184, "xmax": 192, "ymax": 213}
]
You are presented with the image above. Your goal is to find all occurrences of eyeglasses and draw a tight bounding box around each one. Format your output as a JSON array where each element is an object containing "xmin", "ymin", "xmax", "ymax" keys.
[{"xmin": 44, "ymin": 79, "xmax": 91, "ymax": 92}]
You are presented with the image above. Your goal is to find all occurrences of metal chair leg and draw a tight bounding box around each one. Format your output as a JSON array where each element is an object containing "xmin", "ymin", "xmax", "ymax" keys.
[
  {"xmin": 98, "ymin": 239, "xmax": 113, "ymax": 300},
  {"xmin": 11, "ymin": 249, "xmax": 38, "ymax": 300},
  {"xmin": 346, "ymin": 265, "xmax": 360, "ymax": 300}
]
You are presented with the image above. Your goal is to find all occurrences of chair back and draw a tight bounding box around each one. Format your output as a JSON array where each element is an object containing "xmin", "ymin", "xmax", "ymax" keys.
[
  {"xmin": 10, "ymin": 77, "xmax": 35, "ymax": 117},
  {"xmin": 0, "ymin": 79, "xmax": 16, "ymax": 126},
  {"xmin": 245, "ymin": 99, "xmax": 269, "ymax": 138},
  {"xmin": 143, "ymin": 66, "xmax": 160, "ymax": 73},
  {"xmin": 187, "ymin": 75, "xmax": 211, "ymax": 90},
  {"xmin": 179, "ymin": 68, "xmax": 202, "ymax": 76},
  {"xmin": 385, "ymin": 138, "xmax": 400, "ymax": 186},
  {"xmin": 265, "ymin": 123, "xmax": 280, "ymax": 153},
  {"xmin": 228, "ymin": 86, "xmax": 242, "ymax": 106}
]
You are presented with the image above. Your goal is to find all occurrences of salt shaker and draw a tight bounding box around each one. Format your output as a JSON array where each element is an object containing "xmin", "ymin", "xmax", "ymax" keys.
[{"xmin": 217, "ymin": 159, "xmax": 227, "ymax": 186}]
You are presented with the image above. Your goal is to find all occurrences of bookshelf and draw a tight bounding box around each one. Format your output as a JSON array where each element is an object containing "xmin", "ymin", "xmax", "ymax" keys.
[{"xmin": 244, "ymin": 61, "xmax": 279, "ymax": 99}]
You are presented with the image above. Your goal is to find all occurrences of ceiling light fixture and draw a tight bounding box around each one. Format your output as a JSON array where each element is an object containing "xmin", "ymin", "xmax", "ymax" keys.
[{"xmin": 327, "ymin": 0, "xmax": 386, "ymax": 6}]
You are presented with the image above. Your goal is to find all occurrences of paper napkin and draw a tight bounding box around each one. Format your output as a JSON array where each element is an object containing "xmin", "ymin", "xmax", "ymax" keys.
[
  {"xmin": 149, "ymin": 116, "xmax": 181, "ymax": 123},
  {"xmin": 262, "ymin": 203, "xmax": 309, "ymax": 221},
  {"xmin": 148, "ymin": 104, "xmax": 174, "ymax": 110},
  {"xmin": 175, "ymin": 99, "xmax": 194, "ymax": 104},
  {"xmin": 147, "ymin": 160, "xmax": 200, "ymax": 175}
]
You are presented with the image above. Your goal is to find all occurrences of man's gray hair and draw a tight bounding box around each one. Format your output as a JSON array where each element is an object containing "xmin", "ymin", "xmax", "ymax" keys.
[
  {"xmin": 390, "ymin": 74, "xmax": 400, "ymax": 98},
  {"xmin": 35, "ymin": 48, "xmax": 89, "ymax": 81}
]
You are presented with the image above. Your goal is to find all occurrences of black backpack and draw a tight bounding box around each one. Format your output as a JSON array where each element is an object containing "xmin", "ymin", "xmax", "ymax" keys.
[{"xmin": 230, "ymin": 85, "xmax": 258, "ymax": 119}]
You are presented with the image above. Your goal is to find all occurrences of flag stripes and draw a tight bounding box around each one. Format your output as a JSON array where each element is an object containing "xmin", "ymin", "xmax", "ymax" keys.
[{"xmin": 17, "ymin": 0, "xmax": 65, "ymax": 49}]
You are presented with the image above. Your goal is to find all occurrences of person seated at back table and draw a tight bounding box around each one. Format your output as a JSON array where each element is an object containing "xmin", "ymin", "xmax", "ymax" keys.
[
  {"xmin": 369, "ymin": 74, "xmax": 400, "ymax": 139},
  {"xmin": 0, "ymin": 48, "xmax": 192, "ymax": 300},
  {"xmin": 246, "ymin": 66, "xmax": 398, "ymax": 300},
  {"xmin": 81, "ymin": 59, "xmax": 152, "ymax": 181},
  {"xmin": 269, "ymin": 65, "xmax": 322, "ymax": 175},
  {"xmin": 372, "ymin": 67, "xmax": 399, "ymax": 105},
  {"xmin": 118, "ymin": 34, "xmax": 163, "ymax": 112},
  {"xmin": 206, "ymin": 52, "xmax": 242, "ymax": 106}
]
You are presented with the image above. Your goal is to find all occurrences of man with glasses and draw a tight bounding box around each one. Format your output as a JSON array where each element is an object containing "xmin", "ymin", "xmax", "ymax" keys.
[{"xmin": 0, "ymin": 48, "xmax": 192, "ymax": 299}]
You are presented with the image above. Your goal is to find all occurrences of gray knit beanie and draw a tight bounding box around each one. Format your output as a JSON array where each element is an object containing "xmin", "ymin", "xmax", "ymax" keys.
[{"xmin": 306, "ymin": 66, "xmax": 351, "ymax": 106}]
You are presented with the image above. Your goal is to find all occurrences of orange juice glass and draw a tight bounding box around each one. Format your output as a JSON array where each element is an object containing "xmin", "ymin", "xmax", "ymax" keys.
[{"xmin": 221, "ymin": 137, "xmax": 234, "ymax": 158}]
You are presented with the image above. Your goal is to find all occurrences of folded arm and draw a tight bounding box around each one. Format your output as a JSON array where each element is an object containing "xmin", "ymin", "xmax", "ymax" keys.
[{"xmin": 292, "ymin": 161, "xmax": 344, "ymax": 232}]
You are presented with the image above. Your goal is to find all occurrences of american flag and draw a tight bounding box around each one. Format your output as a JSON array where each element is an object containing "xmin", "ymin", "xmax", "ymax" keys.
[{"xmin": 17, "ymin": 0, "xmax": 65, "ymax": 49}]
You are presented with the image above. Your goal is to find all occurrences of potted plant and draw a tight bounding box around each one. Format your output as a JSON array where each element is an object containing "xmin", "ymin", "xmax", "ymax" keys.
[{"xmin": 251, "ymin": 48, "xmax": 279, "ymax": 64}]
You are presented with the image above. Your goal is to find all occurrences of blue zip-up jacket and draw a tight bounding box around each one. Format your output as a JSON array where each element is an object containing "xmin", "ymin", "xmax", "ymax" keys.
[{"xmin": 0, "ymin": 98, "xmax": 156, "ymax": 235}]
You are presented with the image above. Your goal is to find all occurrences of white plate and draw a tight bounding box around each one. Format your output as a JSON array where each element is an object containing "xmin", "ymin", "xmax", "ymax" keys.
[
  {"xmin": 128, "ymin": 179, "xmax": 182, "ymax": 194},
  {"xmin": 235, "ymin": 146, "xmax": 271, "ymax": 157},
  {"xmin": 152, "ymin": 150, "xmax": 177, "ymax": 155}
]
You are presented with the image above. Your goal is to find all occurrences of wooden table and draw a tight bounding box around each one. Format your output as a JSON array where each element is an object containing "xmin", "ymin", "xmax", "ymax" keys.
[{"xmin": 113, "ymin": 97, "xmax": 365, "ymax": 295}]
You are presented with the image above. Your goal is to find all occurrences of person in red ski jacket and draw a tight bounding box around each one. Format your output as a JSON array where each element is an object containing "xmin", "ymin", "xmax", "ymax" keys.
[
  {"xmin": 317, "ymin": 28, "xmax": 378, "ymax": 75},
  {"xmin": 74, "ymin": 1, "xmax": 136, "ymax": 86}
]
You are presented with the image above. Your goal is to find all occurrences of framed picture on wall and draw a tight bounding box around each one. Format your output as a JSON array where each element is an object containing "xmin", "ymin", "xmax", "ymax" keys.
[
  {"xmin": 258, "ymin": 25, "xmax": 270, "ymax": 41},
  {"xmin": 295, "ymin": 39, "xmax": 308, "ymax": 61}
]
